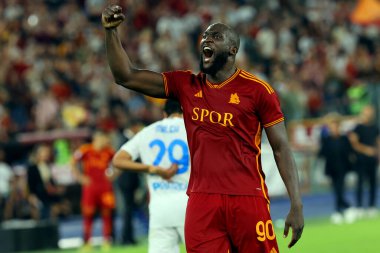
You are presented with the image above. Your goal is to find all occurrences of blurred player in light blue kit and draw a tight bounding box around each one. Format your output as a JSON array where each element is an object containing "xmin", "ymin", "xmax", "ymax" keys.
[{"xmin": 112, "ymin": 99, "xmax": 190, "ymax": 253}]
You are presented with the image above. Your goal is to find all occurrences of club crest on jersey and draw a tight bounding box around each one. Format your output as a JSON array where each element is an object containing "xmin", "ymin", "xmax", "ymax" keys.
[{"xmin": 228, "ymin": 93, "xmax": 240, "ymax": 104}]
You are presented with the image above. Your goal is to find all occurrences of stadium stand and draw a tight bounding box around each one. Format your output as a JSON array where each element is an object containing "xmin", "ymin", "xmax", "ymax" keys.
[{"xmin": 0, "ymin": 0, "xmax": 379, "ymax": 251}]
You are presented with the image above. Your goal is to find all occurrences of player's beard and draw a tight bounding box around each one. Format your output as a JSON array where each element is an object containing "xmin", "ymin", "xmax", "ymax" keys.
[{"xmin": 200, "ymin": 50, "xmax": 229, "ymax": 76}]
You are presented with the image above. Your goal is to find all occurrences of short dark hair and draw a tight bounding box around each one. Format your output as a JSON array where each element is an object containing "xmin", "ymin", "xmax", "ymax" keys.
[
  {"xmin": 228, "ymin": 29, "xmax": 240, "ymax": 52},
  {"xmin": 164, "ymin": 99, "xmax": 182, "ymax": 115}
]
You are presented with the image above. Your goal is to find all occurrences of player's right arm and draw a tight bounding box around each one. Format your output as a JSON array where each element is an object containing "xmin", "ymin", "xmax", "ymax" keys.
[
  {"xmin": 112, "ymin": 150, "xmax": 178, "ymax": 180},
  {"xmin": 102, "ymin": 5, "xmax": 166, "ymax": 98},
  {"xmin": 70, "ymin": 147, "xmax": 90, "ymax": 185}
]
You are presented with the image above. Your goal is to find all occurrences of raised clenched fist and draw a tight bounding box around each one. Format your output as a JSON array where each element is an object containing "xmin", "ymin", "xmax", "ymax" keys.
[{"xmin": 101, "ymin": 5, "xmax": 125, "ymax": 29}]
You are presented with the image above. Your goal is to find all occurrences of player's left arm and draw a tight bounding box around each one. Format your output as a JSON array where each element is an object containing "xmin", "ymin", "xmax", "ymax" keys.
[
  {"xmin": 112, "ymin": 150, "xmax": 178, "ymax": 180},
  {"xmin": 265, "ymin": 122, "xmax": 304, "ymax": 248}
]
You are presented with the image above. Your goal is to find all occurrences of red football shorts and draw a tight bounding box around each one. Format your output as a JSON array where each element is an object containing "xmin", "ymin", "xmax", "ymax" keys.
[
  {"xmin": 185, "ymin": 193, "xmax": 279, "ymax": 253},
  {"xmin": 81, "ymin": 184, "xmax": 115, "ymax": 213}
]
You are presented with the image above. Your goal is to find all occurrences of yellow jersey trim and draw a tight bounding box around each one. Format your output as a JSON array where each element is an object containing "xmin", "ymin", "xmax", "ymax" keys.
[
  {"xmin": 263, "ymin": 117, "xmax": 285, "ymax": 128},
  {"xmin": 206, "ymin": 69, "xmax": 241, "ymax": 89},
  {"xmin": 161, "ymin": 73, "xmax": 169, "ymax": 97},
  {"xmin": 254, "ymin": 123, "xmax": 270, "ymax": 204},
  {"xmin": 240, "ymin": 71, "xmax": 274, "ymax": 94}
]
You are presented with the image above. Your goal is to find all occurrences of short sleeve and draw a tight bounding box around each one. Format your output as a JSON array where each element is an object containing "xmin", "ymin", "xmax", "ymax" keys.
[
  {"xmin": 119, "ymin": 132, "xmax": 142, "ymax": 161},
  {"xmin": 161, "ymin": 70, "xmax": 192, "ymax": 99},
  {"xmin": 256, "ymin": 89, "xmax": 284, "ymax": 128}
]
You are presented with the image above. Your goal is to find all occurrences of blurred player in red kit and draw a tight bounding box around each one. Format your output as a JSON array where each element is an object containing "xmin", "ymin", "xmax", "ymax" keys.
[
  {"xmin": 71, "ymin": 131, "xmax": 115, "ymax": 251},
  {"xmin": 102, "ymin": 5, "xmax": 304, "ymax": 253}
]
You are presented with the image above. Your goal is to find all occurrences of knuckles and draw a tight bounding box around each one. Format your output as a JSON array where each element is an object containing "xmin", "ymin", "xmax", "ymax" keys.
[{"xmin": 102, "ymin": 5, "xmax": 123, "ymax": 23}]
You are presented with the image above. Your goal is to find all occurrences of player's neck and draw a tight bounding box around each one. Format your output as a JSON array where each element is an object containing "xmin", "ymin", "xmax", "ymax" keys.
[
  {"xmin": 168, "ymin": 113, "xmax": 183, "ymax": 119},
  {"xmin": 206, "ymin": 64, "xmax": 237, "ymax": 84}
]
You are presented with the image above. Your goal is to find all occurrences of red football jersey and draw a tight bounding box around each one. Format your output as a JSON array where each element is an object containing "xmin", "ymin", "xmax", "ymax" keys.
[
  {"xmin": 74, "ymin": 144, "xmax": 115, "ymax": 186},
  {"xmin": 162, "ymin": 69, "xmax": 284, "ymax": 201}
]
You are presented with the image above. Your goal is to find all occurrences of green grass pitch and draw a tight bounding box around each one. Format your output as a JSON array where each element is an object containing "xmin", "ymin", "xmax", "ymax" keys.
[{"xmin": 20, "ymin": 216, "xmax": 380, "ymax": 253}]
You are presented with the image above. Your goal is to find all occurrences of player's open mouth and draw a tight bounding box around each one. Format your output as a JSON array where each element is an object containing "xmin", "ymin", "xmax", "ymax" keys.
[{"xmin": 203, "ymin": 46, "xmax": 214, "ymax": 63}]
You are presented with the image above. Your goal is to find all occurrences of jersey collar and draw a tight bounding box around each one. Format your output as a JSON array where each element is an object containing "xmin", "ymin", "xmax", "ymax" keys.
[{"xmin": 205, "ymin": 68, "xmax": 241, "ymax": 89}]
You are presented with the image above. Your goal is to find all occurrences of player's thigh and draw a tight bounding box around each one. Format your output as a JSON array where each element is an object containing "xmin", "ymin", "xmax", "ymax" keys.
[
  {"xmin": 185, "ymin": 193, "xmax": 230, "ymax": 253},
  {"xmin": 229, "ymin": 196, "xmax": 279, "ymax": 253},
  {"xmin": 148, "ymin": 227, "xmax": 180, "ymax": 253},
  {"xmin": 81, "ymin": 187, "xmax": 96, "ymax": 216},
  {"xmin": 99, "ymin": 191, "xmax": 116, "ymax": 210}
]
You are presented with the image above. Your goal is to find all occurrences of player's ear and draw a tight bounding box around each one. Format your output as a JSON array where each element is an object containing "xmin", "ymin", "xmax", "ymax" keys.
[{"xmin": 229, "ymin": 46, "xmax": 238, "ymax": 56}]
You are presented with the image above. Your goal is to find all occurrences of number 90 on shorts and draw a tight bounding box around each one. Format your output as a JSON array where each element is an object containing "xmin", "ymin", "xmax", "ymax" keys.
[{"xmin": 256, "ymin": 220, "xmax": 276, "ymax": 242}]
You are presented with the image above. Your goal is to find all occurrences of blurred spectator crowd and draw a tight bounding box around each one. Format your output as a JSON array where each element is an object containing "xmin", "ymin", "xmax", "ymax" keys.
[
  {"xmin": 0, "ymin": 0, "xmax": 380, "ymax": 221},
  {"xmin": 1, "ymin": 0, "xmax": 380, "ymax": 141}
]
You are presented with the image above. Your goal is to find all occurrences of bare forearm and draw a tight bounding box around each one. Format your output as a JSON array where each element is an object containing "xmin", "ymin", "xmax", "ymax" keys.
[
  {"xmin": 265, "ymin": 123, "xmax": 302, "ymax": 206},
  {"xmin": 105, "ymin": 28, "xmax": 135, "ymax": 84},
  {"xmin": 273, "ymin": 145, "xmax": 302, "ymax": 207},
  {"xmin": 112, "ymin": 159, "xmax": 150, "ymax": 173},
  {"xmin": 349, "ymin": 132, "xmax": 377, "ymax": 156},
  {"xmin": 353, "ymin": 142, "xmax": 376, "ymax": 154},
  {"xmin": 105, "ymin": 29, "xmax": 166, "ymax": 97},
  {"xmin": 103, "ymin": 6, "xmax": 166, "ymax": 97},
  {"xmin": 112, "ymin": 150, "xmax": 177, "ymax": 178}
]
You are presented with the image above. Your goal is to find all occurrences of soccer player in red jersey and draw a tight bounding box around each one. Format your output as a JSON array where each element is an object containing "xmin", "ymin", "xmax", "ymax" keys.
[
  {"xmin": 102, "ymin": 5, "xmax": 304, "ymax": 253},
  {"xmin": 71, "ymin": 131, "xmax": 115, "ymax": 250}
]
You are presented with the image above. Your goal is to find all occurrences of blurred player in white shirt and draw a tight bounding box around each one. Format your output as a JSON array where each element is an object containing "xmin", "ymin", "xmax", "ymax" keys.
[{"xmin": 112, "ymin": 99, "xmax": 190, "ymax": 253}]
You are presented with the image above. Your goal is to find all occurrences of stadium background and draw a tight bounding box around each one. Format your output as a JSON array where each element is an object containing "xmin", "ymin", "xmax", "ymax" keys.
[{"xmin": 0, "ymin": 0, "xmax": 379, "ymax": 252}]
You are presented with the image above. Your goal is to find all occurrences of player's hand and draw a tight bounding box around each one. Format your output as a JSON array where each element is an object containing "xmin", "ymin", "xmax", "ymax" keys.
[
  {"xmin": 102, "ymin": 5, "xmax": 125, "ymax": 29},
  {"xmin": 283, "ymin": 204, "xmax": 304, "ymax": 248},
  {"xmin": 149, "ymin": 164, "xmax": 178, "ymax": 180},
  {"xmin": 105, "ymin": 167, "xmax": 120, "ymax": 182}
]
